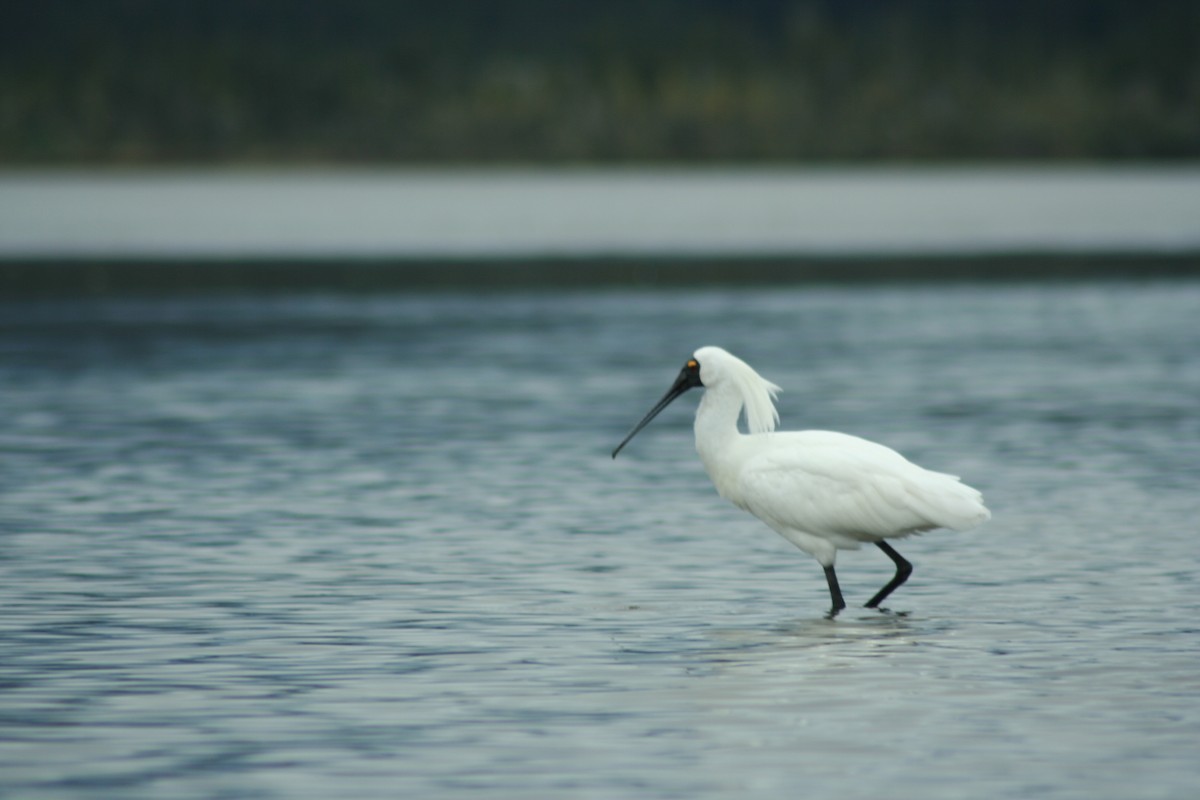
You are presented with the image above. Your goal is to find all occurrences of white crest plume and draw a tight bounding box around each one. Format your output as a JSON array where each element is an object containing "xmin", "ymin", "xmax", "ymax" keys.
[{"xmin": 694, "ymin": 346, "xmax": 782, "ymax": 434}]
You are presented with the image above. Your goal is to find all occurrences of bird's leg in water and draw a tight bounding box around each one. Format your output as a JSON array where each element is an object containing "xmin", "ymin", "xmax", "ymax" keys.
[
  {"xmin": 865, "ymin": 541, "xmax": 913, "ymax": 609},
  {"xmin": 823, "ymin": 565, "xmax": 846, "ymax": 616}
]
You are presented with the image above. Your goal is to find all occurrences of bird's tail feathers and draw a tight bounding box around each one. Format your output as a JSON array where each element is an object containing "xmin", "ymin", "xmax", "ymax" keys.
[{"xmin": 906, "ymin": 471, "xmax": 991, "ymax": 531}]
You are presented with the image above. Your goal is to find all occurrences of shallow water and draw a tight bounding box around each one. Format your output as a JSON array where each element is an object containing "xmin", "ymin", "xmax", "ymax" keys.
[{"xmin": 2, "ymin": 283, "xmax": 1199, "ymax": 798}]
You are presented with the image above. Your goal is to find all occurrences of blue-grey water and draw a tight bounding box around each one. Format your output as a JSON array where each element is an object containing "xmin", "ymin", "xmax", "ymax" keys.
[{"xmin": 2, "ymin": 283, "xmax": 1199, "ymax": 799}]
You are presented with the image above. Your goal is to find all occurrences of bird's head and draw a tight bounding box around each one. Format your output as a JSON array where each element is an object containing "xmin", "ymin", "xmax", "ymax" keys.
[{"xmin": 611, "ymin": 346, "xmax": 780, "ymax": 458}]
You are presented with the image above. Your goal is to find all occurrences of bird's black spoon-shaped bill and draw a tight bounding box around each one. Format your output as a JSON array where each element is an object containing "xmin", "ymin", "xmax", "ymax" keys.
[{"xmin": 611, "ymin": 363, "xmax": 702, "ymax": 458}]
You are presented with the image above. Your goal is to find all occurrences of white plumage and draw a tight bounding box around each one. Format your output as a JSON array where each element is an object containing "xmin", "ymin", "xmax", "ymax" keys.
[{"xmin": 613, "ymin": 345, "xmax": 990, "ymax": 614}]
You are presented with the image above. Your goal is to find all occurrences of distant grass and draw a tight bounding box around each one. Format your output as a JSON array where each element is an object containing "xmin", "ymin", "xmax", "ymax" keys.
[{"xmin": 2, "ymin": 0, "xmax": 1197, "ymax": 164}]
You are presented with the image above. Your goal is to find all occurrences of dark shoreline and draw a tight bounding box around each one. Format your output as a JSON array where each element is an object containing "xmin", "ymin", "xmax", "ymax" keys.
[{"xmin": 2, "ymin": 253, "xmax": 1198, "ymax": 295}]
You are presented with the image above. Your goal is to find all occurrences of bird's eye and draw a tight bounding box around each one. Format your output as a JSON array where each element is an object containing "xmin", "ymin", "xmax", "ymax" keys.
[{"xmin": 686, "ymin": 359, "xmax": 699, "ymax": 370}]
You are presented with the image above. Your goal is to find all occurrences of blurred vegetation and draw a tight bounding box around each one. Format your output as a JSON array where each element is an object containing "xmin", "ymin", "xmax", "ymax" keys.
[{"xmin": 2, "ymin": 0, "xmax": 1197, "ymax": 164}]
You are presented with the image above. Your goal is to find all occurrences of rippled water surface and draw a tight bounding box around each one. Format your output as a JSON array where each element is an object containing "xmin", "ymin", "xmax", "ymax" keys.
[{"xmin": 2, "ymin": 283, "xmax": 1199, "ymax": 798}]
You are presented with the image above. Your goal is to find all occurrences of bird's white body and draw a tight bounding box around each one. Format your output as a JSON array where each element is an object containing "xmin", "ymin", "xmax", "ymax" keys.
[
  {"xmin": 690, "ymin": 345, "xmax": 990, "ymax": 568},
  {"xmin": 613, "ymin": 345, "xmax": 990, "ymax": 611}
]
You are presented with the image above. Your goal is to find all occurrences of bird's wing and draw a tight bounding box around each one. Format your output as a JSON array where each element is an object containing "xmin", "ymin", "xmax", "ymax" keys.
[{"xmin": 734, "ymin": 431, "xmax": 987, "ymax": 540}]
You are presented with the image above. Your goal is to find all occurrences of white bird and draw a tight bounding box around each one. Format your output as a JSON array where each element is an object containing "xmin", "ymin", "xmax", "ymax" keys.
[{"xmin": 612, "ymin": 346, "xmax": 990, "ymax": 615}]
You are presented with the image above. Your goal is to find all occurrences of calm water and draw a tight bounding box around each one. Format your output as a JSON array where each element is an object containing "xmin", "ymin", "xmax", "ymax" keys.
[
  {"xmin": 2, "ymin": 283, "xmax": 1199, "ymax": 798},
  {"xmin": 3, "ymin": 167, "xmax": 1199, "ymax": 257}
]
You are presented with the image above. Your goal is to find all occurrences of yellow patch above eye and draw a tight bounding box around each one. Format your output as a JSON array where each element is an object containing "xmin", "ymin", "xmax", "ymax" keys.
[{"xmin": 686, "ymin": 359, "xmax": 698, "ymax": 369}]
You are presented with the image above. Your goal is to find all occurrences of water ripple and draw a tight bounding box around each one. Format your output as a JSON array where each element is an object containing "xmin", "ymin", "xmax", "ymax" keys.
[{"xmin": 2, "ymin": 283, "xmax": 1199, "ymax": 799}]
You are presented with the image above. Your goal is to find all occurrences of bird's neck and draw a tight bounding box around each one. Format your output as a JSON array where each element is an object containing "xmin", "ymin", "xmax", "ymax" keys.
[{"xmin": 694, "ymin": 384, "xmax": 744, "ymax": 477}]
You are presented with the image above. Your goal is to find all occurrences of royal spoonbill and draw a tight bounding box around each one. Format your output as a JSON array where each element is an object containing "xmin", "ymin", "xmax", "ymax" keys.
[{"xmin": 612, "ymin": 346, "xmax": 990, "ymax": 615}]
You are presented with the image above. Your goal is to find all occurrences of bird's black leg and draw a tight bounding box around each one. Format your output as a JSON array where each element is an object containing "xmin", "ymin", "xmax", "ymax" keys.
[
  {"xmin": 865, "ymin": 541, "xmax": 913, "ymax": 609},
  {"xmin": 823, "ymin": 565, "xmax": 846, "ymax": 617}
]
